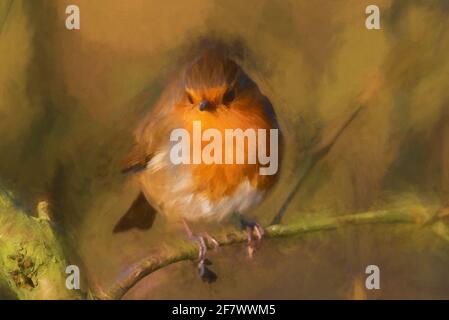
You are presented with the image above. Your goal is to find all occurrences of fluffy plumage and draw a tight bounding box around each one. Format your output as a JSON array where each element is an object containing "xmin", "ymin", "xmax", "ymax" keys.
[{"xmin": 115, "ymin": 40, "xmax": 282, "ymax": 231}]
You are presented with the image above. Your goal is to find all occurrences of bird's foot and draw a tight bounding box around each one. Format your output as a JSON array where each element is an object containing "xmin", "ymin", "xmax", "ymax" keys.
[
  {"xmin": 190, "ymin": 232, "xmax": 219, "ymax": 261},
  {"xmin": 190, "ymin": 233, "xmax": 219, "ymax": 283},
  {"xmin": 182, "ymin": 220, "xmax": 219, "ymax": 283},
  {"xmin": 241, "ymin": 219, "xmax": 265, "ymax": 258}
]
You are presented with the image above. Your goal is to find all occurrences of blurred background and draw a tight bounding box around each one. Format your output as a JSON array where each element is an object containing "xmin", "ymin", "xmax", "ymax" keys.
[{"xmin": 1, "ymin": 0, "xmax": 449, "ymax": 299}]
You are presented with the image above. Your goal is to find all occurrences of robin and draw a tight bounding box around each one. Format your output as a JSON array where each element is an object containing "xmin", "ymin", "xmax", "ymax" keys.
[{"xmin": 114, "ymin": 39, "xmax": 282, "ymax": 281}]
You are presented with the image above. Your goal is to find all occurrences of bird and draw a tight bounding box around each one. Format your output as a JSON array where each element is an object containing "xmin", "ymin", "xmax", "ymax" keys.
[{"xmin": 114, "ymin": 39, "xmax": 283, "ymax": 281}]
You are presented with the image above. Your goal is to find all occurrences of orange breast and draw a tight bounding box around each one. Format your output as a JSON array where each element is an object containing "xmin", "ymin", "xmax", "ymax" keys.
[{"xmin": 179, "ymin": 93, "xmax": 279, "ymax": 202}]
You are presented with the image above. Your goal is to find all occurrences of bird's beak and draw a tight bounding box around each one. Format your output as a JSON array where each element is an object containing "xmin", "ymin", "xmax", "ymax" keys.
[{"xmin": 199, "ymin": 100, "xmax": 209, "ymax": 112}]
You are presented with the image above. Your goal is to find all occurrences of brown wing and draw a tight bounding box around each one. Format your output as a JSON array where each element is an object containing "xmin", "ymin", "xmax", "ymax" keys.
[
  {"xmin": 121, "ymin": 143, "xmax": 153, "ymax": 174},
  {"xmin": 113, "ymin": 192, "xmax": 157, "ymax": 233}
]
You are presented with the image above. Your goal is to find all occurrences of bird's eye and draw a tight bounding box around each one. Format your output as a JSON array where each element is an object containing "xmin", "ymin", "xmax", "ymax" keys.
[
  {"xmin": 223, "ymin": 90, "xmax": 235, "ymax": 106},
  {"xmin": 186, "ymin": 92, "xmax": 194, "ymax": 104}
]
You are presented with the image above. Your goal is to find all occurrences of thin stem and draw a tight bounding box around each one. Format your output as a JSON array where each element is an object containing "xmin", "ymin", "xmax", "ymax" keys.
[{"xmin": 271, "ymin": 105, "xmax": 364, "ymax": 225}]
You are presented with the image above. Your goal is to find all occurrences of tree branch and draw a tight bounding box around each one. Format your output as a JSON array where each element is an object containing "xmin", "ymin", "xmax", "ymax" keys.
[
  {"xmin": 98, "ymin": 208, "xmax": 448, "ymax": 300},
  {"xmin": 0, "ymin": 187, "xmax": 82, "ymax": 299}
]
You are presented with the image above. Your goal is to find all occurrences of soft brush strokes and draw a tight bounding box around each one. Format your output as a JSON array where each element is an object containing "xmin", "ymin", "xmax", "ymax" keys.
[{"xmin": 0, "ymin": 0, "xmax": 449, "ymax": 299}]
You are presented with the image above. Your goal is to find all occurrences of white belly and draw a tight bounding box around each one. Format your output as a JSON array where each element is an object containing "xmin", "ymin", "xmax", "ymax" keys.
[{"xmin": 139, "ymin": 151, "xmax": 265, "ymax": 222}]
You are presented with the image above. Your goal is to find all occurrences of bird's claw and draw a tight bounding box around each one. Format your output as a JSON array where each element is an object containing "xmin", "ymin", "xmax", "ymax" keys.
[
  {"xmin": 197, "ymin": 259, "xmax": 217, "ymax": 283},
  {"xmin": 190, "ymin": 234, "xmax": 207, "ymax": 262},
  {"xmin": 189, "ymin": 233, "xmax": 219, "ymax": 283},
  {"xmin": 201, "ymin": 232, "xmax": 220, "ymax": 250},
  {"xmin": 244, "ymin": 221, "xmax": 265, "ymax": 258}
]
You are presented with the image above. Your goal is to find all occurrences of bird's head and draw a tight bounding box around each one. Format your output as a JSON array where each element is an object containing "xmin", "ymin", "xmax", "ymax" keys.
[
  {"xmin": 172, "ymin": 45, "xmax": 274, "ymax": 133},
  {"xmin": 181, "ymin": 50, "xmax": 244, "ymax": 113}
]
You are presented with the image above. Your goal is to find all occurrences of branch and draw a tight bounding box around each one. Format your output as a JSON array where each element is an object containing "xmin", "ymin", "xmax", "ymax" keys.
[
  {"xmin": 272, "ymin": 74, "xmax": 384, "ymax": 225},
  {"xmin": 271, "ymin": 105, "xmax": 364, "ymax": 224},
  {"xmin": 98, "ymin": 208, "xmax": 448, "ymax": 300},
  {"xmin": 0, "ymin": 187, "xmax": 82, "ymax": 300}
]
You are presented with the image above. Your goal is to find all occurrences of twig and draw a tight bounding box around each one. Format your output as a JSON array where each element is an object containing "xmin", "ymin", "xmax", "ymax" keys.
[
  {"xmin": 98, "ymin": 208, "xmax": 445, "ymax": 300},
  {"xmin": 271, "ymin": 105, "xmax": 364, "ymax": 225}
]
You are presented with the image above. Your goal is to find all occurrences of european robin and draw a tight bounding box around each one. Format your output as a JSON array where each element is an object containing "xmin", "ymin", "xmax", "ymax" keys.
[{"xmin": 114, "ymin": 40, "xmax": 282, "ymax": 281}]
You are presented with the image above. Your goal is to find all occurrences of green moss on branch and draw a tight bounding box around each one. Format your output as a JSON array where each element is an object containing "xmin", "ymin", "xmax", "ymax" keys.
[{"xmin": 0, "ymin": 187, "xmax": 81, "ymax": 300}]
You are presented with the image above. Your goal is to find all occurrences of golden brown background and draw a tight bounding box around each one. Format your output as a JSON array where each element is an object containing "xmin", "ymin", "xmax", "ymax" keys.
[{"xmin": 1, "ymin": 0, "xmax": 449, "ymax": 299}]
